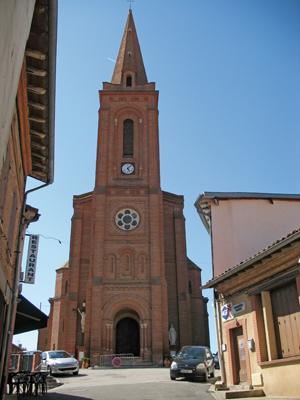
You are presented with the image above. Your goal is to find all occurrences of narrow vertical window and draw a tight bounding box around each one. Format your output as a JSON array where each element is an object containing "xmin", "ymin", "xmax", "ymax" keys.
[
  {"xmin": 123, "ymin": 119, "xmax": 134, "ymax": 158},
  {"xmin": 188, "ymin": 281, "xmax": 192, "ymax": 294},
  {"xmin": 125, "ymin": 255, "xmax": 130, "ymax": 271},
  {"xmin": 126, "ymin": 76, "xmax": 132, "ymax": 87}
]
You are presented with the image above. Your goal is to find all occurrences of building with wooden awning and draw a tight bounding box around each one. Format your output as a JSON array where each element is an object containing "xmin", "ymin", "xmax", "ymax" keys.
[
  {"xmin": 195, "ymin": 192, "xmax": 300, "ymax": 397},
  {"xmin": 0, "ymin": 1, "xmax": 57, "ymax": 397}
]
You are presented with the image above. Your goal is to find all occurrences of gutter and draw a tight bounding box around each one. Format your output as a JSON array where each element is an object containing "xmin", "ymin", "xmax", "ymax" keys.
[
  {"xmin": 47, "ymin": 0, "xmax": 58, "ymax": 185},
  {"xmin": 197, "ymin": 191, "xmax": 300, "ymax": 202}
]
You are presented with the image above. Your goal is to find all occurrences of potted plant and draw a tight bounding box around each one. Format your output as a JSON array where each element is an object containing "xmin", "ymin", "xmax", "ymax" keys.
[
  {"xmin": 163, "ymin": 356, "xmax": 171, "ymax": 368},
  {"xmin": 81, "ymin": 357, "xmax": 90, "ymax": 368}
]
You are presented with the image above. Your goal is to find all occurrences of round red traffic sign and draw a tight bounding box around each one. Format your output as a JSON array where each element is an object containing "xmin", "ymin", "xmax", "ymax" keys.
[{"xmin": 112, "ymin": 357, "xmax": 122, "ymax": 367}]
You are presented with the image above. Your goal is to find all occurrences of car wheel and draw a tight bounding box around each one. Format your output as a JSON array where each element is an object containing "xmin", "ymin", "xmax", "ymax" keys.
[
  {"xmin": 210, "ymin": 369, "xmax": 214, "ymax": 378},
  {"xmin": 170, "ymin": 376, "xmax": 176, "ymax": 380},
  {"xmin": 202, "ymin": 369, "xmax": 208, "ymax": 382},
  {"xmin": 73, "ymin": 371, "xmax": 79, "ymax": 376}
]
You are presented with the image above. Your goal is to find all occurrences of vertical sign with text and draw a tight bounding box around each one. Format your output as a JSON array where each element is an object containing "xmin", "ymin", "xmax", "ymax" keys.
[{"xmin": 24, "ymin": 235, "xmax": 39, "ymax": 284}]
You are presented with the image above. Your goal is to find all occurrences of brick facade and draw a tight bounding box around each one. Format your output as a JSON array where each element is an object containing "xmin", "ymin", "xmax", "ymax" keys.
[{"xmin": 45, "ymin": 10, "xmax": 209, "ymax": 365}]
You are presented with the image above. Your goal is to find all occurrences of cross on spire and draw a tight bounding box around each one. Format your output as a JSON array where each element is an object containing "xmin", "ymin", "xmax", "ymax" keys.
[{"xmin": 127, "ymin": 0, "xmax": 134, "ymax": 10}]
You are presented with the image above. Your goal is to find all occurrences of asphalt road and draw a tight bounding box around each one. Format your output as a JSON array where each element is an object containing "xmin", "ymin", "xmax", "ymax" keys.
[{"xmin": 44, "ymin": 367, "xmax": 220, "ymax": 400}]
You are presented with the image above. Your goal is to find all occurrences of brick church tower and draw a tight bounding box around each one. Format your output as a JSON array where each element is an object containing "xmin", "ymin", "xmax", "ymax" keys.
[{"xmin": 45, "ymin": 10, "xmax": 209, "ymax": 365}]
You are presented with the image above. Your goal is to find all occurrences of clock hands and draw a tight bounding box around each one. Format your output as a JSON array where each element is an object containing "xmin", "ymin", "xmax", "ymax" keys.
[{"xmin": 122, "ymin": 163, "xmax": 134, "ymax": 174}]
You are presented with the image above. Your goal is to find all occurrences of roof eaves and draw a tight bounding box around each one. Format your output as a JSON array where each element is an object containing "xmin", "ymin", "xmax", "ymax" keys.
[{"xmin": 196, "ymin": 191, "xmax": 300, "ymax": 203}]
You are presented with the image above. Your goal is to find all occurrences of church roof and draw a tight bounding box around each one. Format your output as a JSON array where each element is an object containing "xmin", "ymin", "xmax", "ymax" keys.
[
  {"xmin": 187, "ymin": 257, "xmax": 201, "ymax": 271},
  {"xmin": 56, "ymin": 259, "xmax": 69, "ymax": 271},
  {"xmin": 111, "ymin": 9, "xmax": 147, "ymax": 85}
]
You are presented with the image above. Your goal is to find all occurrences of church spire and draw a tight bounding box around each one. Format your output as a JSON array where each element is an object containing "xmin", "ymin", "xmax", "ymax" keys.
[{"xmin": 111, "ymin": 9, "xmax": 148, "ymax": 85}]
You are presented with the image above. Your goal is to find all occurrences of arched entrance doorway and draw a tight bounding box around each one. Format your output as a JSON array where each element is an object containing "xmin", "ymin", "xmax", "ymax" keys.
[{"xmin": 116, "ymin": 317, "xmax": 140, "ymax": 356}]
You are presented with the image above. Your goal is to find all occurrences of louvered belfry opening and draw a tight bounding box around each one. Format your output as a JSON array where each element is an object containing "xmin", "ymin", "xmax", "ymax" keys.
[{"xmin": 123, "ymin": 119, "xmax": 134, "ymax": 158}]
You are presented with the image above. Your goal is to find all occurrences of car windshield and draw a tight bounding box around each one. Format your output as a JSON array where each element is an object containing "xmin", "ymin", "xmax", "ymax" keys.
[
  {"xmin": 48, "ymin": 351, "xmax": 71, "ymax": 359},
  {"xmin": 177, "ymin": 347, "xmax": 205, "ymax": 358}
]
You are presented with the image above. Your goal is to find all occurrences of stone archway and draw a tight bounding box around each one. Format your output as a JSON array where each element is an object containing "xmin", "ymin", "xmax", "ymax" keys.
[
  {"xmin": 102, "ymin": 294, "xmax": 151, "ymax": 358},
  {"xmin": 116, "ymin": 317, "xmax": 140, "ymax": 356}
]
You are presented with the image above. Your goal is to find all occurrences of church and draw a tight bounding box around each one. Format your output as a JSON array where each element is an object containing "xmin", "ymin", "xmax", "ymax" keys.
[{"xmin": 44, "ymin": 10, "xmax": 209, "ymax": 366}]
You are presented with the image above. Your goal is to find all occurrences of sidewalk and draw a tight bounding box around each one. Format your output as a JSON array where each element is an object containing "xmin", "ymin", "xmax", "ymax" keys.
[{"xmin": 208, "ymin": 384, "xmax": 300, "ymax": 400}]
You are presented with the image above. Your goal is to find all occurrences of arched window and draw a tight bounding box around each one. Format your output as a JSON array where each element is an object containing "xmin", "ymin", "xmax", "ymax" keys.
[
  {"xmin": 126, "ymin": 76, "xmax": 132, "ymax": 87},
  {"xmin": 123, "ymin": 119, "xmax": 133, "ymax": 158},
  {"xmin": 125, "ymin": 255, "xmax": 130, "ymax": 271},
  {"xmin": 121, "ymin": 251, "xmax": 133, "ymax": 277}
]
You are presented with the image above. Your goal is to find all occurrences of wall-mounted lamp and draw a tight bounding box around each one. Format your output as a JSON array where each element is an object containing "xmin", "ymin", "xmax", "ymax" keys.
[
  {"xmin": 83, "ymin": 300, "xmax": 86, "ymax": 308},
  {"xmin": 221, "ymin": 343, "xmax": 227, "ymax": 352}
]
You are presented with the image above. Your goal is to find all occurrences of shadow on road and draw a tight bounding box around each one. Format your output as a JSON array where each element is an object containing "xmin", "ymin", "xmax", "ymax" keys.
[{"xmin": 25, "ymin": 395, "xmax": 93, "ymax": 400}]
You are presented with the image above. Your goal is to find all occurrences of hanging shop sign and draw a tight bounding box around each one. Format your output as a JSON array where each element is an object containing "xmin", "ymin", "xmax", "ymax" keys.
[
  {"xmin": 222, "ymin": 301, "xmax": 245, "ymax": 322},
  {"xmin": 221, "ymin": 303, "xmax": 233, "ymax": 321},
  {"xmin": 24, "ymin": 235, "xmax": 39, "ymax": 284}
]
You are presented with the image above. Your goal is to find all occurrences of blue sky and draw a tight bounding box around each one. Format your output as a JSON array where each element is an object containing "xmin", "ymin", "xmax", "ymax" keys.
[{"xmin": 16, "ymin": 0, "xmax": 300, "ymax": 354}]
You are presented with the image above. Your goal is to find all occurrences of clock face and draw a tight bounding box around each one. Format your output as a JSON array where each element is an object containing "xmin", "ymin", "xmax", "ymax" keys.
[{"xmin": 122, "ymin": 163, "xmax": 134, "ymax": 175}]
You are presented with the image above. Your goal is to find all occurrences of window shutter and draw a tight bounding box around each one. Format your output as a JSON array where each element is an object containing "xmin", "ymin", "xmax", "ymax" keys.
[{"xmin": 271, "ymin": 281, "xmax": 300, "ymax": 358}]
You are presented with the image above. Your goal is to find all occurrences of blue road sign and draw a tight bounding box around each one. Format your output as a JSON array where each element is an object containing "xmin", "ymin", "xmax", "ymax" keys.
[{"xmin": 112, "ymin": 357, "xmax": 122, "ymax": 367}]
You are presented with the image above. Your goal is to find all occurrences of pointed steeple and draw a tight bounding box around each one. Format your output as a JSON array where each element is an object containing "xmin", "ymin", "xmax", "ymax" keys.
[{"xmin": 111, "ymin": 10, "xmax": 148, "ymax": 85}]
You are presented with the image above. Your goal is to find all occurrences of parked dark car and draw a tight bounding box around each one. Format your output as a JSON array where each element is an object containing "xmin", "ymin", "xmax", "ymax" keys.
[
  {"xmin": 170, "ymin": 346, "xmax": 215, "ymax": 381},
  {"xmin": 213, "ymin": 353, "xmax": 220, "ymax": 369}
]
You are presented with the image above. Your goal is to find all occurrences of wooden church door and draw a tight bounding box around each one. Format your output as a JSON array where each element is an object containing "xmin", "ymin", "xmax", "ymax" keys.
[{"xmin": 116, "ymin": 318, "xmax": 140, "ymax": 356}]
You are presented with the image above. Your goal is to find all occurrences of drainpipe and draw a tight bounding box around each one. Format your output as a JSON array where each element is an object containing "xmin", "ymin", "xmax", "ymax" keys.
[
  {"xmin": 215, "ymin": 298, "xmax": 226, "ymax": 386},
  {"xmin": 207, "ymin": 208, "xmax": 226, "ymax": 387},
  {"xmin": 1, "ymin": 182, "xmax": 49, "ymax": 399}
]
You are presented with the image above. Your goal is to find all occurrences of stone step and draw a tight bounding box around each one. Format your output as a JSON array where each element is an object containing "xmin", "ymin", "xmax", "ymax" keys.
[
  {"xmin": 218, "ymin": 389, "xmax": 265, "ymax": 399},
  {"xmin": 46, "ymin": 375, "xmax": 62, "ymax": 389},
  {"xmin": 93, "ymin": 357, "xmax": 160, "ymax": 369}
]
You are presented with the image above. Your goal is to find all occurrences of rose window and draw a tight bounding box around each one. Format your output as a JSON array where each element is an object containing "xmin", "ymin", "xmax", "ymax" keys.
[{"xmin": 115, "ymin": 208, "xmax": 140, "ymax": 231}]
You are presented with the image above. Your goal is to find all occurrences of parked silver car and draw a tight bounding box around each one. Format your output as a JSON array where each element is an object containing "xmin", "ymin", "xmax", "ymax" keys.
[
  {"xmin": 41, "ymin": 350, "xmax": 79, "ymax": 375},
  {"xmin": 170, "ymin": 346, "xmax": 215, "ymax": 381}
]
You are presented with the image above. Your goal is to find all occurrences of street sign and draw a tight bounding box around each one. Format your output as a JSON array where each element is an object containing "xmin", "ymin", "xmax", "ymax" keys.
[
  {"xmin": 112, "ymin": 357, "xmax": 122, "ymax": 367},
  {"xmin": 24, "ymin": 235, "xmax": 39, "ymax": 284}
]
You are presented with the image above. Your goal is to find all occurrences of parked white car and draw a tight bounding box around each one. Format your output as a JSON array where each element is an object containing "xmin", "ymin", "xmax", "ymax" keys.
[{"xmin": 41, "ymin": 350, "xmax": 79, "ymax": 375}]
